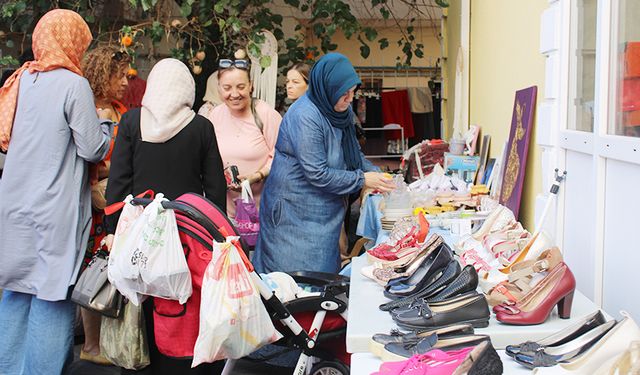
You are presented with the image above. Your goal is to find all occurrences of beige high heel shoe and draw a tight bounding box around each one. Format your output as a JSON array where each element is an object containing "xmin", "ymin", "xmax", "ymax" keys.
[
  {"xmin": 594, "ymin": 340, "xmax": 640, "ymax": 375},
  {"xmin": 533, "ymin": 312, "xmax": 640, "ymax": 374}
]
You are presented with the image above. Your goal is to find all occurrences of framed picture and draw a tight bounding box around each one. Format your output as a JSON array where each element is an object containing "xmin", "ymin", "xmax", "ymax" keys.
[
  {"xmin": 475, "ymin": 135, "xmax": 491, "ymax": 184},
  {"xmin": 500, "ymin": 86, "xmax": 538, "ymax": 219}
]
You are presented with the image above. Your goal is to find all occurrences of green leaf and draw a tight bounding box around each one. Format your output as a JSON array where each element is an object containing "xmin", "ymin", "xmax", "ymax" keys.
[
  {"xmin": 217, "ymin": 19, "xmax": 226, "ymax": 30},
  {"xmin": 141, "ymin": 0, "xmax": 152, "ymax": 11},
  {"xmin": 0, "ymin": 55, "xmax": 19, "ymax": 67},
  {"xmin": 364, "ymin": 27, "xmax": 377, "ymax": 42},
  {"xmin": 312, "ymin": 23, "xmax": 325, "ymax": 37},
  {"xmin": 301, "ymin": 4, "xmax": 308, "ymax": 12},
  {"xmin": 128, "ymin": 0, "xmax": 137, "ymax": 7},
  {"xmin": 259, "ymin": 55, "xmax": 272, "ymax": 68},
  {"xmin": 415, "ymin": 48, "xmax": 424, "ymax": 58},
  {"xmin": 380, "ymin": 7, "xmax": 389, "ymax": 19},
  {"xmin": 84, "ymin": 14, "xmax": 95, "ymax": 23},
  {"xmin": 248, "ymin": 42, "xmax": 261, "ymax": 57},
  {"xmin": 295, "ymin": 24, "xmax": 302, "ymax": 31},
  {"xmin": 274, "ymin": 28, "xmax": 284, "ymax": 40},
  {"xmin": 407, "ymin": 26, "xmax": 414, "ymax": 34},
  {"xmin": 435, "ymin": 0, "xmax": 449, "ymax": 8},
  {"xmin": 378, "ymin": 38, "xmax": 389, "ymax": 49},
  {"xmin": 360, "ymin": 43, "xmax": 370, "ymax": 58},
  {"xmin": 214, "ymin": 2, "xmax": 224, "ymax": 13},
  {"xmin": 271, "ymin": 14, "xmax": 283, "ymax": 25},
  {"xmin": 284, "ymin": 0, "xmax": 300, "ymax": 7},
  {"xmin": 180, "ymin": 3, "xmax": 191, "ymax": 17}
]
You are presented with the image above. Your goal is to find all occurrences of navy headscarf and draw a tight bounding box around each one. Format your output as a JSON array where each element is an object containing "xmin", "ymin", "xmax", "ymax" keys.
[{"xmin": 307, "ymin": 53, "xmax": 363, "ymax": 171}]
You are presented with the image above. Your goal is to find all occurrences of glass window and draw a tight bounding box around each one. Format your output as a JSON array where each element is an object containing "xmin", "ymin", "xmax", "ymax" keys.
[
  {"xmin": 612, "ymin": 0, "xmax": 640, "ymax": 137},
  {"xmin": 569, "ymin": 0, "xmax": 597, "ymax": 132}
]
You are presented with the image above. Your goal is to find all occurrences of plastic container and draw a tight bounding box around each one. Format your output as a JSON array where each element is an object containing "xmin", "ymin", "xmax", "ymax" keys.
[{"xmin": 449, "ymin": 138, "xmax": 466, "ymax": 155}]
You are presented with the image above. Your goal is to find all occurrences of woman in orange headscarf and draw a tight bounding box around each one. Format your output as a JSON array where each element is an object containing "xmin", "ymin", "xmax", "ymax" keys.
[{"xmin": 0, "ymin": 10, "xmax": 113, "ymax": 374}]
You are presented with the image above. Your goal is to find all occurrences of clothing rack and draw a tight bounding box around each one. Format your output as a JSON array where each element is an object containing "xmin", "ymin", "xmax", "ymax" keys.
[{"xmin": 354, "ymin": 65, "xmax": 441, "ymax": 79}]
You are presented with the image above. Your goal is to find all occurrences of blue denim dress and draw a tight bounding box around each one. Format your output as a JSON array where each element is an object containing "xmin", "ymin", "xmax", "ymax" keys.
[{"xmin": 253, "ymin": 95, "xmax": 376, "ymax": 274}]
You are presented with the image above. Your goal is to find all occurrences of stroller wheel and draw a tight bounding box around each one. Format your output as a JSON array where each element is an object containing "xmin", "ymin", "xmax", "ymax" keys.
[{"xmin": 309, "ymin": 360, "xmax": 349, "ymax": 375}]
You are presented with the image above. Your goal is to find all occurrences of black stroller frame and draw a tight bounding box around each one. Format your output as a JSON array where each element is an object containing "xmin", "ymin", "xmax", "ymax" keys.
[{"xmin": 131, "ymin": 196, "xmax": 350, "ymax": 375}]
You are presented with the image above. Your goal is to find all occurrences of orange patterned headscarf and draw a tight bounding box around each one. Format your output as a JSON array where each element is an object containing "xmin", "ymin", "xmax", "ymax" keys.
[{"xmin": 0, "ymin": 9, "xmax": 92, "ymax": 151}]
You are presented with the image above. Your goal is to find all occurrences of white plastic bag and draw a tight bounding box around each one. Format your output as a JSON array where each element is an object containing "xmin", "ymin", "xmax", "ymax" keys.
[
  {"xmin": 108, "ymin": 195, "xmax": 146, "ymax": 305},
  {"xmin": 135, "ymin": 194, "xmax": 192, "ymax": 304},
  {"xmin": 109, "ymin": 194, "xmax": 192, "ymax": 305},
  {"xmin": 191, "ymin": 238, "xmax": 282, "ymax": 367}
]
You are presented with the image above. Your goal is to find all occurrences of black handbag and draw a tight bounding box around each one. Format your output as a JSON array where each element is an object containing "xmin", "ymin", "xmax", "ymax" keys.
[{"xmin": 71, "ymin": 253, "xmax": 123, "ymax": 318}]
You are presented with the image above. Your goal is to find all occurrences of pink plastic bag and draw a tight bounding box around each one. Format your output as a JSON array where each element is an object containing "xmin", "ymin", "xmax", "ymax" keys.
[{"xmin": 234, "ymin": 181, "xmax": 260, "ymax": 246}]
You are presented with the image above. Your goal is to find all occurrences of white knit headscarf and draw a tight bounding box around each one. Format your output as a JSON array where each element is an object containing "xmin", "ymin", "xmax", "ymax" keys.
[{"xmin": 140, "ymin": 58, "xmax": 196, "ymax": 143}]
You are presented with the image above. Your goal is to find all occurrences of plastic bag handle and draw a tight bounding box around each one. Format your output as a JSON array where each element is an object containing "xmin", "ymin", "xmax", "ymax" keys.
[
  {"xmin": 241, "ymin": 180, "xmax": 253, "ymax": 203},
  {"xmin": 104, "ymin": 189, "xmax": 154, "ymax": 216},
  {"xmin": 231, "ymin": 238, "xmax": 254, "ymax": 273}
]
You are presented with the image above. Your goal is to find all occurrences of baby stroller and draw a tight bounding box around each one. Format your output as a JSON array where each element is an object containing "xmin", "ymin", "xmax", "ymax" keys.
[{"xmin": 129, "ymin": 193, "xmax": 351, "ymax": 375}]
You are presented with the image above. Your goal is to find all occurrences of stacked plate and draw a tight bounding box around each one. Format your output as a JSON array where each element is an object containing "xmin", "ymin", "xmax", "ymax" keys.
[{"xmin": 381, "ymin": 207, "xmax": 413, "ymax": 230}]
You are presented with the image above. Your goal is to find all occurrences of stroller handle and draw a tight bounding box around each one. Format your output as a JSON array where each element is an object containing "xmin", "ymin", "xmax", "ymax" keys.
[{"xmin": 131, "ymin": 197, "xmax": 226, "ymax": 243}]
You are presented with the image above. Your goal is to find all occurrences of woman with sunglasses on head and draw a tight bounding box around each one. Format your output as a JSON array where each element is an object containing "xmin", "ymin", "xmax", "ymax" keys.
[
  {"xmin": 201, "ymin": 58, "xmax": 282, "ymax": 217},
  {"xmin": 253, "ymin": 53, "xmax": 395, "ymax": 275},
  {"xmin": 77, "ymin": 45, "xmax": 130, "ymax": 366},
  {"xmin": 0, "ymin": 10, "xmax": 113, "ymax": 374},
  {"xmin": 103, "ymin": 58, "xmax": 226, "ymax": 374}
]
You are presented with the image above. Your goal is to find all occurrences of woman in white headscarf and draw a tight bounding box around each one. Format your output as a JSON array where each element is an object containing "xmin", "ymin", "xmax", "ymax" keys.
[
  {"xmin": 103, "ymin": 58, "xmax": 226, "ymax": 374},
  {"xmin": 197, "ymin": 70, "xmax": 222, "ymax": 117}
]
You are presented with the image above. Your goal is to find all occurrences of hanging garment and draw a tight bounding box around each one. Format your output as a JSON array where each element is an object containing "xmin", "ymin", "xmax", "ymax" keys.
[
  {"xmin": 407, "ymin": 86, "xmax": 434, "ymax": 113},
  {"xmin": 382, "ymin": 89, "xmax": 415, "ymax": 140},
  {"xmin": 122, "ymin": 76, "xmax": 147, "ymax": 109},
  {"xmin": 357, "ymin": 97, "xmax": 367, "ymax": 124}
]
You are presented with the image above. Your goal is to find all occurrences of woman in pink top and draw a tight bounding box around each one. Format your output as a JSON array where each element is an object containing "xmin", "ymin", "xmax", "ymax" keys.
[{"xmin": 203, "ymin": 59, "xmax": 282, "ymax": 216}]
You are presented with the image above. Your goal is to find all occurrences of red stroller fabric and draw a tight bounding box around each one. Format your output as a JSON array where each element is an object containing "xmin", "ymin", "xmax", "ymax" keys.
[{"xmin": 152, "ymin": 193, "xmax": 237, "ymax": 358}]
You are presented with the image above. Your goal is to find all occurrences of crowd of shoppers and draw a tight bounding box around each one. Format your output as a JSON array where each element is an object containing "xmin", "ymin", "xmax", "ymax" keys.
[{"xmin": 0, "ymin": 9, "xmax": 393, "ymax": 374}]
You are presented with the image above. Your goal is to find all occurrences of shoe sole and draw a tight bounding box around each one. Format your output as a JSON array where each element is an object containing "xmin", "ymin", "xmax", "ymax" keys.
[{"xmin": 395, "ymin": 317, "xmax": 490, "ymax": 331}]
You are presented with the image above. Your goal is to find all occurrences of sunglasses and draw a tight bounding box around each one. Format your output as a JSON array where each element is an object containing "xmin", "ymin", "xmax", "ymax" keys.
[
  {"xmin": 219, "ymin": 59, "xmax": 249, "ymax": 69},
  {"xmin": 111, "ymin": 51, "xmax": 129, "ymax": 62}
]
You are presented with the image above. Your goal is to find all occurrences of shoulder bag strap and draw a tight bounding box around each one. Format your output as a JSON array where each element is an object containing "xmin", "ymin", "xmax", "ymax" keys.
[{"xmin": 250, "ymin": 98, "xmax": 264, "ymax": 134}]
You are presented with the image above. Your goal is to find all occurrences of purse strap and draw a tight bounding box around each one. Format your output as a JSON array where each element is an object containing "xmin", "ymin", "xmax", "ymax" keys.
[{"xmin": 250, "ymin": 98, "xmax": 264, "ymax": 134}]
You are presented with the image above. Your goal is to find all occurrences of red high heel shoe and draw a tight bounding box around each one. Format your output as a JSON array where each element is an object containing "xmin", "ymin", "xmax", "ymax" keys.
[{"xmin": 495, "ymin": 262, "xmax": 576, "ymax": 325}]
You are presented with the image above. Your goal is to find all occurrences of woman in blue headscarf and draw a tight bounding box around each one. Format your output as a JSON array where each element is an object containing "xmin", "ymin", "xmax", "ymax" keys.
[{"xmin": 253, "ymin": 53, "xmax": 395, "ymax": 274}]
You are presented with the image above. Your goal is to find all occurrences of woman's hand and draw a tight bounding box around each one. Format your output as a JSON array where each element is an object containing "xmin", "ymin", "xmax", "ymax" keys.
[
  {"xmin": 364, "ymin": 172, "xmax": 395, "ymax": 193},
  {"xmin": 104, "ymin": 234, "xmax": 115, "ymax": 252},
  {"xmin": 97, "ymin": 107, "xmax": 114, "ymax": 120},
  {"xmin": 238, "ymin": 171, "xmax": 264, "ymax": 185}
]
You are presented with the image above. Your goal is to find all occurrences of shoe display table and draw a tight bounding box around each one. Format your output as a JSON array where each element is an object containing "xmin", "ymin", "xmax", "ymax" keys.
[{"xmin": 347, "ymin": 255, "xmax": 602, "ymax": 352}]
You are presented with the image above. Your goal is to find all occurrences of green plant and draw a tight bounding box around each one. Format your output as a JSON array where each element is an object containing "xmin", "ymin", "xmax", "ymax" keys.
[{"xmin": 0, "ymin": 0, "xmax": 446, "ymax": 72}]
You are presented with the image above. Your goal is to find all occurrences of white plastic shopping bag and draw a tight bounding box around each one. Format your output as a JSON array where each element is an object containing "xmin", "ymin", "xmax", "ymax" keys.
[
  {"xmin": 192, "ymin": 238, "xmax": 282, "ymax": 367},
  {"xmin": 108, "ymin": 194, "xmax": 192, "ymax": 305},
  {"xmin": 135, "ymin": 194, "xmax": 192, "ymax": 304},
  {"xmin": 108, "ymin": 195, "xmax": 146, "ymax": 305}
]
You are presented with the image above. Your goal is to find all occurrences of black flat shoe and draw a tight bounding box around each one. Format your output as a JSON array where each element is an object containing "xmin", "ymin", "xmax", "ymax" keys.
[
  {"xmin": 379, "ymin": 258, "xmax": 460, "ymax": 312},
  {"xmin": 505, "ymin": 310, "xmax": 607, "ymax": 357},
  {"xmin": 383, "ymin": 243, "xmax": 454, "ymax": 300},
  {"xmin": 426, "ymin": 265, "xmax": 479, "ymax": 303},
  {"xmin": 393, "ymin": 292, "xmax": 490, "ymax": 330},
  {"xmin": 391, "ymin": 264, "xmax": 480, "ymax": 317},
  {"xmin": 453, "ymin": 341, "xmax": 504, "ymax": 375},
  {"xmin": 369, "ymin": 323, "xmax": 475, "ymax": 357}
]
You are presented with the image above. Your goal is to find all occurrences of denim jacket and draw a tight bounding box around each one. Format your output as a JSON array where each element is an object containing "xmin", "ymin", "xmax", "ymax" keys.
[{"xmin": 253, "ymin": 95, "xmax": 377, "ymax": 274}]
